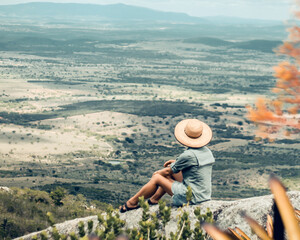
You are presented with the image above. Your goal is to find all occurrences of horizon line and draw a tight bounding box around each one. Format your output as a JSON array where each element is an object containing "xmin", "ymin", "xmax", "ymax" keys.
[{"xmin": 0, "ymin": 1, "xmax": 288, "ymax": 22}]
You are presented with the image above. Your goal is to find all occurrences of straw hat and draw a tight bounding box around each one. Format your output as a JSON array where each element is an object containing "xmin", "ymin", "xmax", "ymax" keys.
[{"xmin": 174, "ymin": 119, "xmax": 212, "ymax": 148}]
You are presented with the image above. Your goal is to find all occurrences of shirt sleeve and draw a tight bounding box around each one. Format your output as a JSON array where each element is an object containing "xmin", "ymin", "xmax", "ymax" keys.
[{"xmin": 170, "ymin": 151, "xmax": 196, "ymax": 173}]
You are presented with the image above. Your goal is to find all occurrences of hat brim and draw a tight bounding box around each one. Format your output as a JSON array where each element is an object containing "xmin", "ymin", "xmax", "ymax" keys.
[{"xmin": 174, "ymin": 119, "xmax": 212, "ymax": 148}]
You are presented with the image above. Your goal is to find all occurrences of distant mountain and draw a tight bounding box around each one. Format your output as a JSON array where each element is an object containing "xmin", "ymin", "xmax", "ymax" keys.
[
  {"xmin": 0, "ymin": 2, "xmax": 205, "ymax": 23},
  {"xmin": 184, "ymin": 37, "xmax": 232, "ymax": 47},
  {"xmin": 184, "ymin": 37, "xmax": 282, "ymax": 52},
  {"xmin": 234, "ymin": 39, "xmax": 282, "ymax": 52},
  {"xmin": 203, "ymin": 16, "xmax": 283, "ymax": 26}
]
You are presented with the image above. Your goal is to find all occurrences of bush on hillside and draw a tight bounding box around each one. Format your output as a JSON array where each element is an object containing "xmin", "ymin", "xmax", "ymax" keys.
[{"xmin": 0, "ymin": 187, "xmax": 106, "ymax": 239}]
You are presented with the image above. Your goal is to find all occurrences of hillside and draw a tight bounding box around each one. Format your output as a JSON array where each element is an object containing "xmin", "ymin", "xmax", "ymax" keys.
[
  {"xmin": 0, "ymin": 36, "xmax": 281, "ymax": 53},
  {"xmin": 184, "ymin": 37, "xmax": 282, "ymax": 52},
  {"xmin": 0, "ymin": 187, "xmax": 107, "ymax": 239},
  {"xmin": 0, "ymin": 2, "xmax": 205, "ymax": 23},
  {"xmin": 0, "ymin": 2, "xmax": 286, "ymax": 27}
]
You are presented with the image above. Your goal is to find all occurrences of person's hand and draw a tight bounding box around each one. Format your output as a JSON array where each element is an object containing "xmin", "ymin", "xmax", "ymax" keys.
[
  {"xmin": 153, "ymin": 169, "xmax": 163, "ymax": 176},
  {"xmin": 153, "ymin": 168, "xmax": 171, "ymax": 177},
  {"xmin": 164, "ymin": 159, "xmax": 175, "ymax": 168}
]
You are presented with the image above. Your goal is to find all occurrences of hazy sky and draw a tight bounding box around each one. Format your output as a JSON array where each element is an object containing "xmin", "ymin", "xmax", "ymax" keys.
[{"xmin": 0, "ymin": 0, "xmax": 293, "ymax": 20}]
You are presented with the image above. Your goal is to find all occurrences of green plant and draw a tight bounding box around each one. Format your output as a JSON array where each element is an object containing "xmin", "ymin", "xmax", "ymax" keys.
[
  {"xmin": 193, "ymin": 207, "xmax": 213, "ymax": 239},
  {"xmin": 31, "ymin": 235, "xmax": 38, "ymax": 240},
  {"xmin": 87, "ymin": 220, "xmax": 94, "ymax": 233},
  {"xmin": 16, "ymin": 196, "xmax": 215, "ymax": 240},
  {"xmin": 126, "ymin": 228, "xmax": 140, "ymax": 240},
  {"xmin": 46, "ymin": 212, "xmax": 55, "ymax": 226},
  {"xmin": 97, "ymin": 205, "xmax": 125, "ymax": 239},
  {"xmin": 95, "ymin": 197, "xmax": 213, "ymax": 240},
  {"xmin": 70, "ymin": 232, "xmax": 78, "ymax": 240},
  {"xmin": 0, "ymin": 218, "xmax": 10, "ymax": 239},
  {"xmin": 186, "ymin": 186, "xmax": 193, "ymax": 205},
  {"xmin": 50, "ymin": 187, "xmax": 66, "ymax": 206},
  {"xmin": 139, "ymin": 196, "xmax": 150, "ymax": 222},
  {"xmin": 170, "ymin": 210, "xmax": 192, "ymax": 240},
  {"xmin": 52, "ymin": 227, "xmax": 61, "ymax": 240},
  {"xmin": 40, "ymin": 231, "xmax": 48, "ymax": 240},
  {"xmin": 158, "ymin": 199, "xmax": 171, "ymax": 234},
  {"xmin": 78, "ymin": 221, "xmax": 85, "ymax": 237},
  {"xmin": 0, "ymin": 187, "xmax": 103, "ymax": 239},
  {"xmin": 138, "ymin": 196, "xmax": 159, "ymax": 240},
  {"xmin": 61, "ymin": 233, "xmax": 68, "ymax": 240}
]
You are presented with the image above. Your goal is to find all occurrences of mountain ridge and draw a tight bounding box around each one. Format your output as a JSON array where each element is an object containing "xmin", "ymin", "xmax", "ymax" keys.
[
  {"xmin": 0, "ymin": 2, "xmax": 284, "ymax": 25},
  {"xmin": 0, "ymin": 2, "xmax": 205, "ymax": 23},
  {"xmin": 184, "ymin": 37, "xmax": 282, "ymax": 52}
]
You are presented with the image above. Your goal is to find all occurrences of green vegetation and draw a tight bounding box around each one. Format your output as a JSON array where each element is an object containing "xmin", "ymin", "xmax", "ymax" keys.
[
  {"xmin": 26, "ymin": 197, "xmax": 213, "ymax": 240},
  {"xmin": 50, "ymin": 187, "xmax": 66, "ymax": 206},
  {"xmin": 184, "ymin": 37, "xmax": 281, "ymax": 52},
  {"xmin": 0, "ymin": 100, "xmax": 220, "ymax": 126},
  {"xmin": 0, "ymin": 187, "xmax": 107, "ymax": 239}
]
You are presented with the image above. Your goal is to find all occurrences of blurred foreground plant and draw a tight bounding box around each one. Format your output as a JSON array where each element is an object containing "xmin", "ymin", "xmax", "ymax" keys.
[
  {"xmin": 247, "ymin": 1, "xmax": 300, "ymax": 139},
  {"xmin": 27, "ymin": 196, "xmax": 213, "ymax": 240},
  {"xmin": 203, "ymin": 175, "xmax": 300, "ymax": 240}
]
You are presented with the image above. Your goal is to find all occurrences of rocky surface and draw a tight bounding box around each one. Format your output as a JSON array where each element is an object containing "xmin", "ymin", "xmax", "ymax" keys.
[
  {"xmin": 0, "ymin": 186, "xmax": 11, "ymax": 192},
  {"xmin": 16, "ymin": 191, "xmax": 300, "ymax": 240}
]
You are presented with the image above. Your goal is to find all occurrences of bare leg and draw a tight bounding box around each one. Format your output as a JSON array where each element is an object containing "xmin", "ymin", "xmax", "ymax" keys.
[
  {"xmin": 149, "ymin": 187, "xmax": 165, "ymax": 203},
  {"xmin": 150, "ymin": 171, "xmax": 183, "ymax": 204},
  {"xmin": 124, "ymin": 174, "xmax": 174, "ymax": 208}
]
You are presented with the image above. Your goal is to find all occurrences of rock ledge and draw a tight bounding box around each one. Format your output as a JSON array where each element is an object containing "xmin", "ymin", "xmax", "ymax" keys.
[{"xmin": 16, "ymin": 191, "xmax": 300, "ymax": 240}]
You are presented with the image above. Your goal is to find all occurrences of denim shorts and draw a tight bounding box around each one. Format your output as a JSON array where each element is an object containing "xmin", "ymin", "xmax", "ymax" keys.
[{"xmin": 171, "ymin": 181, "xmax": 188, "ymax": 207}]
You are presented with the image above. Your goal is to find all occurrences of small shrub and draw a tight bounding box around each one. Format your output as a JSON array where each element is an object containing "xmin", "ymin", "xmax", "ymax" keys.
[
  {"xmin": 70, "ymin": 232, "xmax": 78, "ymax": 240},
  {"xmin": 31, "ymin": 235, "xmax": 38, "ymax": 240},
  {"xmin": 61, "ymin": 234, "xmax": 68, "ymax": 240},
  {"xmin": 50, "ymin": 187, "xmax": 66, "ymax": 206},
  {"xmin": 87, "ymin": 220, "xmax": 94, "ymax": 233},
  {"xmin": 46, "ymin": 212, "xmax": 55, "ymax": 226},
  {"xmin": 52, "ymin": 227, "xmax": 60, "ymax": 240},
  {"xmin": 138, "ymin": 197, "xmax": 158, "ymax": 240},
  {"xmin": 40, "ymin": 231, "xmax": 48, "ymax": 240},
  {"xmin": 158, "ymin": 200, "xmax": 171, "ymax": 228},
  {"xmin": 78, "ymin": 221, "xmax": 85, "ymax": 237},
  {"xmin": 193, "ymin": 207, "xmax": 213, "ymax": 239},
  {"xmin": 186, "ymin": 185, "xmax": 193, "ymax": 204},
  {"xmin": 97, "ymin": 205, "xmax": 125, "ymax": 239}
]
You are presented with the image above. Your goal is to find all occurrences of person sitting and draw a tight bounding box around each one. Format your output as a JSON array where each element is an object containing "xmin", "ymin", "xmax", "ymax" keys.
[{"xmin": 120, "ymin": 118, "xmax": 215, "ymax": 212}]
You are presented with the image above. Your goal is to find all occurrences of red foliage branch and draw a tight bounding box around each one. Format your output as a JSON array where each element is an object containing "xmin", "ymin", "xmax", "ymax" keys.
[{"xmin": 247, "ymin": 4, "xmax": 300, "ymax": 139}]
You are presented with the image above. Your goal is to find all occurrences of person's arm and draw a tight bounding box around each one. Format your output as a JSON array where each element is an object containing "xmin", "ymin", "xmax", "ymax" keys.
[
  {"xmin": 170, "ymin": 151, "xmax": 195, "ymax": 174},
  {"xmin": 153, "ymin": 167, "xmax": 173, "ymax": 177}
]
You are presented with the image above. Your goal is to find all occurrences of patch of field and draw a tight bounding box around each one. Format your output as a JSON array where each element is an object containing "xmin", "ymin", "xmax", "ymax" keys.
[
  {"xmin": 211, "ymin": 139, "xmax": 249, "ymax": 151},
  {"xmin": 0, "ymin": 176, "xmax": 88, "ymax": 188},
  {"xmin": 0, "ymin": 119, "xmax": 111, "ymax": 162}
]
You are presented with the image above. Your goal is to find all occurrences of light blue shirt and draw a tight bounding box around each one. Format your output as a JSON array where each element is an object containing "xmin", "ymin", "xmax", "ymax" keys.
[{"xmin": 170, "ymin": 146, "xmax": 215, "ymax": 204}]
